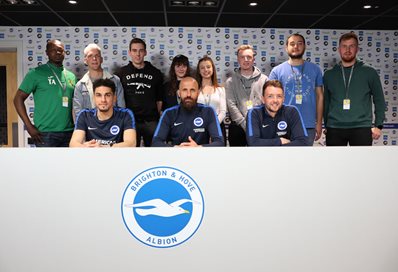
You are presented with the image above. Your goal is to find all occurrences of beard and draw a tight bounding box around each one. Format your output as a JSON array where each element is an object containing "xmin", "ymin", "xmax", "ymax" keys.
[
  {"xmin": 288, "ymin": 52, "xmax": 304, "ymax": 59},
  {"xmin": 181, "ymin": 98, "xmax": 196, "ymax": 111},
  {"xmin": 341, "ymin": 55, "xmax": 356, "ymax": 63}
]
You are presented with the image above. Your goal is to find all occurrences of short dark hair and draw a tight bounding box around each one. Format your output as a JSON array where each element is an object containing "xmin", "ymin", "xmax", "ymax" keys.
[
  {"xmin": 129, "ymin": 38, "xmax": 146, "ymax": 51},
  {"xmin": 286, "ymin": 33, "xmax": 306, "ymax": 45},
  {"xmin": 93, "ymin": 78, "xmax": 116, "ymax": 94},
  {"xmin": 262, "ymin": 80, "xmax": 284, "ymax": 96},
  {"xmin": 339, "ymin": 32, "xmax": 358, "ymax": 45}
]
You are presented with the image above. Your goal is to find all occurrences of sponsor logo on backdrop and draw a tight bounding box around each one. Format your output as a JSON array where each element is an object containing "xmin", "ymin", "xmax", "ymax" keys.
[{"xmin": 121, "ymin": 166, "xmax": 205, "ymax": 248}]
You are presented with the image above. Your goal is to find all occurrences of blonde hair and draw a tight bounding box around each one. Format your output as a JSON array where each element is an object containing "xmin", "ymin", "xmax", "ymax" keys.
[
  {"xmin": 83, "ymin": 43, "xmax": 102, "ymax": 57},
  {"xmin": 236, "ymin": 44, "xmax": 256, "ymax": 56}
]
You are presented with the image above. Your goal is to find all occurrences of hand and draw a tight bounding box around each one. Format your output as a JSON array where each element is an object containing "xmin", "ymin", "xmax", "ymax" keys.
[
  {"xmin": 371, "ymin": 127, "xmax": 382, "ymax": 140},
  {"xmin": 26, "ymin": 124, "xmax": 43, "ymax": 144},
  {"xmin": 179, "ymin": 136, "xmax": 200, "ymax": 147},
  {"xmin": 280, "ymin": 137, "xmax": 291, "ymax": 145},
  {"xmin": 83, "ymin": 139, "xmax": 100, "ymax": 148},
  {"xmin": 314, "ymin": 123, "xmax": 322, "ymax": 141}
]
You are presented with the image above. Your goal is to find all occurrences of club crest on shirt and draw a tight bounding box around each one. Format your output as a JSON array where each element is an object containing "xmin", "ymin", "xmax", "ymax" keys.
[
  {"xmin": 110, "ymin": 125, "xmax": 120, "ymax": 135},
  {"xmin": 277, "ymin": 121, "xmax": 287, "ymax": 130},
  {"xmin": 193, "ymin": 117, "xmax": 204, "ymax": 127},
  {"xmin": 121, "ymin": 166, "xmax": 205, "ymax": 248}
]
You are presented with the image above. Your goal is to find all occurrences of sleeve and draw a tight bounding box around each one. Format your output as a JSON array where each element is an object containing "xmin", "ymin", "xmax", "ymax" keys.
[
  {"xmin": 225, "ymin": 77, "xmax": 245, "ymax": 126},
  {"xmin": 369, "ymin": 69, "xmax": 386, "ymax": 127},
  {"xmin": 323, "ymin": 72, "xmax": 330, "ymax": 127},
  {"xmin": 73, "ymin": 81, "xmax": 84, "ymax": 117},
  {"xmin": 151, "ymin": 110, "xmax": 172, "ymax": 147},
  {"xmin": 284, "ymin": 107, "xmax": 308, "ymax": 146},
  {"xmin": 123, "ymin": 109, "xmax": 136, "ymax": 130},
  {"xmin": 315, "ymin": 65, "xmax": 324, "ymax": 87},
  {"xmin": 113, "ymin": 75, "xmax": 126, "ymax": 108},
  {"xmin": 217, "ymin": 87, "xmax": 227, "ymax": 123},
  {"xmin": 18, "ymin": 69, "xmax": 36, "ymax": 95},
  {"xmin": 203, "ymin": 107, "xmax": 224, "ymax": 147},
  {"xmin": 268, "ymin": 67, "xmax": 278, "ymax": 80},
  {"xmin": 246, "ymin": 109, "xmax": 281, "ymax": 146},
  {"xmin": 74, "ymin": 111, "xmax": 88, "ymax": 131},
  {"xmin": 156, "ymin": 71, "xmax": 165, "ymax": 102}
]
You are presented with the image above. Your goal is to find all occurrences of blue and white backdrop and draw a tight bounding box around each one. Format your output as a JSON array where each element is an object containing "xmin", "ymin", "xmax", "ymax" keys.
[{"xmin": 1, "ymin": 27, "xmax": 397, "ymax": 146}]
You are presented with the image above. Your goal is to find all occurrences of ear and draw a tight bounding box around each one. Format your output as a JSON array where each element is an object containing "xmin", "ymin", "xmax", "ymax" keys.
[{"xmin": 177, "ymin": 89, "xmax": 181, "ymax": 98}]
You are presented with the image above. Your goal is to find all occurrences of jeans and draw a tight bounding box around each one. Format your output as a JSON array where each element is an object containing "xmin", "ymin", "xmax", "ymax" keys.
[
  {"xmin": 34, "ymin": 131, "xmax": 73, "ymax": 147},
  {"xmin": 135, "ymin": 120, "xmax": 158, "ymax": 147}
]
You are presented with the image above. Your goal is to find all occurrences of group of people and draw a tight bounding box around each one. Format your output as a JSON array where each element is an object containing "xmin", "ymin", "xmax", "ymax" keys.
[{"xmin": 14, "ymin": 32, "xmax": 386, "ymax": 148}]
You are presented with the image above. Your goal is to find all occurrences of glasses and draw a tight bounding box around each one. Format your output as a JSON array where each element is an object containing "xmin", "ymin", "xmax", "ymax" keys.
[{"xmin": 86, "ymin": 54, "xmax": 101, "ymax": 59}]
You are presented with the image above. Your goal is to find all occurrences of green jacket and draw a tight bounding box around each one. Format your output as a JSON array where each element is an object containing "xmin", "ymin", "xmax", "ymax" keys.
[{"xmin": 323, "ymin": 59, "xmax": 385, "ymax": 128}]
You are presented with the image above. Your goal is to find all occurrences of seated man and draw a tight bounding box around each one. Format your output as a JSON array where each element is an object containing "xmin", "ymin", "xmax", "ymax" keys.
[
  {"xmin": 70, "ymin": 78, "xmax": 136, "ymax": 147},
  {"xmin": 152, "ymin": 77, "xmax": 224, "ymax": 147},
  {"xmin": 246, "ymin": 80, "xmax": 307, "ymax": 146}
]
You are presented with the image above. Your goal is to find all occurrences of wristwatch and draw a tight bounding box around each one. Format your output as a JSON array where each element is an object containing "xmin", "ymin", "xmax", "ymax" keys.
[
  {"xmin": 377, "ymin": 125, "xmax": 383, "ymax": 130},
  {"xmin": 110, "ymin": 142, "xmax": 114, "ymax": 147}
]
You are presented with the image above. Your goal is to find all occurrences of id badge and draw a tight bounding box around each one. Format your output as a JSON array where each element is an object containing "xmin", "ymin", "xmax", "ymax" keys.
[
  {"xmin": 343, "ymin": 99, "xmax": 350, "ymax": 110},
  {"xmin": 246, "ymin": 100, "xmax": 253, "ymax": 110},
  {"xmin": 295, "ymin": 94, "xmax": 303, "ymax": 104},
  {"xmin": 62, "ymin": 96, "xmax": 69, "ymax": 107}
]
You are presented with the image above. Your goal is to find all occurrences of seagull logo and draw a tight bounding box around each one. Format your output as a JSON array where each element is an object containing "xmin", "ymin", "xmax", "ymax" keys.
[
  {"xmin": 121, "ymin": 166, "xmax": 205, "ymax": 248},
  {"xmin": 124, "ymin": 198, "xmax": 200, "ymax": 217}
]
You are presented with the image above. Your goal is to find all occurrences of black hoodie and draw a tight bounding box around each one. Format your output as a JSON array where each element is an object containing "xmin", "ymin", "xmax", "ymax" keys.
[{"xmin": 118, "ymin": 61, "xmax": 164, "ymax": 122}]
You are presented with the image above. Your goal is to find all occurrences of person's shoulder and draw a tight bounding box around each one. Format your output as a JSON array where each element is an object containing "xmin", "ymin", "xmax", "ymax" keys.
[{"xmin": 283, "ymin": 104, "xmax": 300, "ymax": 115}]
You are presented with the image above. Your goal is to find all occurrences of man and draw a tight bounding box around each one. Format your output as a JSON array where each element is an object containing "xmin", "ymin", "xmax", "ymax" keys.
[
  {"xmin": 152, "ymin": 77, "xmax": 224, "ymax": 147},
  {"xmin": 73, "ymin": 43, "xmax": 125, "ymax": 119},
  {"xmin": 69, "ymin": 78, "xmax": 136, "ymax": 147},
  {"xmin": 225, "ymin": 44, "xmax": 268, "ymax": 146},
  {"xmin": 269, "ymin": 33, "xmax": 324, "ymax": 146},
  {"xmin": 323, "ymin": 32, "xmax": 385, "ymax": 146},
  {"xmin": 118, "ymin": 38, "xmax": 164, "ymax": 147},
  {"xmin": 246, "ymin": 80, "xmax": 307, "ymax": 146},
  {"xmin": 14, "ymin": 39, "xmax": 76, "ymax": 147}
]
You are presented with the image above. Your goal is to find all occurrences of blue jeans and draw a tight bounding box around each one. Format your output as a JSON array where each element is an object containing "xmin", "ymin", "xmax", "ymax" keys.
[{"xmin": 35, "ymin": 131, "xmax": 73, "ymax": 147}]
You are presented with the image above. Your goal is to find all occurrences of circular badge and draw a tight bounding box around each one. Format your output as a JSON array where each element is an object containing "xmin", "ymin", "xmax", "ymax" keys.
[
  {"xmin": 121, "ymin": 166, "xmax": 205, "ymax": 248},
  {"xmin": 277, "ymin": 121, "xmax": 287, "ymax": 130},
  {"xmin": 110, "ymin": 125, "xmax": 120, "ymax": 135},
  {"xmin": 193, "ymin": 117, "xmax": 204, "ymax": 127}
]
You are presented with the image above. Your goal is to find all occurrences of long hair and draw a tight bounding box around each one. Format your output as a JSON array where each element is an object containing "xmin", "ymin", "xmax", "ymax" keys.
[
  {"xmin": 168, "ymin": 54, "xmax": 190, "ymax": 95},
  {"xmin": 196, "ymin": 56, "xmax": 220, "ymax": 89}
]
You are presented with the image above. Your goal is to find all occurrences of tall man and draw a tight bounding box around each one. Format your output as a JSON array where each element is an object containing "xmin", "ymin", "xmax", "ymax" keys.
[
  {"xmin": 70, "ymin": 79, "xmax": 136, "ymax": 147},
  {"xmin": 152, "ymin": 77, "xmax": 224, "ymax": 147},
  {"xmin": 269, "ymin": 33, "xmax": 324, "ymax": 145},
  {"xmin": 246, "ymin": 80, "xmax": 307, "ymax": 146},
  {"xmin": 225, "ymin": 44, "xmax": 268, "ymax": 146},
  {"xmin": 14, "ymin": 39, "xmax": 76, "ymax": 147},
  {"xmin": 118, "ymin": 38, "xmax": 164, "ymax": 147},
  {"xmin": 323, "ymin": 32, "xmax": 385, "ymax": 146},
  {"xmin": 73, "ymin": 43, "xmax": 125, "ymax": 119}
]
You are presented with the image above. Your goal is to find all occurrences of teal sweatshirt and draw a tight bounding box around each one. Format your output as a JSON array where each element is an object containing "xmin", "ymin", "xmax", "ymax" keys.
[{"xmin": 323, "ymin": 59, "xmax": 385, "ymax": 128}]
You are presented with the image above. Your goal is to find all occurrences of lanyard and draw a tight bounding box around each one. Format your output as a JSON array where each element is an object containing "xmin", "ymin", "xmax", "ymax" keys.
[
  {"xmin": 47, "ymin": 64, "xmax": 67, "ymax": 95},
  {"xmin": 341, "ymin": 64, "xmax": 354, "ymax": 98},
  {"xmin": 290, "ymin": 62, "xmax": 305, "ymax": 94}
]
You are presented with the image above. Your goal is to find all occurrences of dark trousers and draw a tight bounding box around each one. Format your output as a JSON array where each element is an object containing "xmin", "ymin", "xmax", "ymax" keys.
[
  {"xmin": 35, "ymin": 131, "xmax": 73, "ymax": 147},
  {"xmin": 227, "ymin": 122, "xmax": 247, "ymax": 146},
  {"xmin": 135, "ymin": 120, "xmax": 158, "ymax": 147},
  {"xmin": 326, "ymin": 127, "xmax": 372, "ymax": 146}
]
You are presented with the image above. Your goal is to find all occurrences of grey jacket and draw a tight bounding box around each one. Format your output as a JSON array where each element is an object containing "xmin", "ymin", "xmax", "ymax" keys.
[
  {"xmin": 225, "ymin": 67, "xmax": 268, "ymax": 130},
  {"xmin": 73, "ymin": 70, "xmax": 126, "ymax": 118}
]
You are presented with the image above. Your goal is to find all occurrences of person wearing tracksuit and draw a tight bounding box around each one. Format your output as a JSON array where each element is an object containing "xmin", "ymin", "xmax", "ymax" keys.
[
  {"xmin": 246, "ymin": 80, "xmax": 307, "ymax": 146},
  {"xmin": 152, "ymin": 77, "xmax": 224, "ymax": 147}
]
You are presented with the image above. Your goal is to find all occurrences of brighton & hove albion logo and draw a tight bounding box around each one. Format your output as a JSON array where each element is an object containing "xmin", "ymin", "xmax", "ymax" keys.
[{"xmin": 121, "ymin": 166, "xmax": 204, "ymax": 248}]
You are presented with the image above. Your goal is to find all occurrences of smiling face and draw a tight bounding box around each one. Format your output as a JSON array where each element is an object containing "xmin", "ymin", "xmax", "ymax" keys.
[
  {"xmin": 198, "ymin": 60, "xmax": 213, "ymax": 80},
  {"xmin": 174, "ymin": 63, "xmax": 188, "ymax": 80},
  {"xmin": 262, "ymin": 86, "xmax": 284, "ymax": 117},
  {"xmin": 84, "ymin": 48, "xmax": 103, "ymax": 71},
  {"xmin": 128, "ymin": 42, "xmax": 147, "ymax": 67},
  {"xmin": 286, "ymin": 35, "xmax": 305, "ymax": 60}
]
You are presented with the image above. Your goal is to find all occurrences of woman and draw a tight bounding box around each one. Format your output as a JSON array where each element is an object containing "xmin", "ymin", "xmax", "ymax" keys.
[
  {"xmin": 162, "ymin": 54, "xmax": 191, "ymax": 111},
  {"xmin": 196, "ymin": 56, "xmax": 227, "ymax": 145}
]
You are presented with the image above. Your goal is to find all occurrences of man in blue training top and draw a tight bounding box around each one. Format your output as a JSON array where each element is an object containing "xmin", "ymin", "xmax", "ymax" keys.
[
  {"xmin": 69, "ymin": 78, "xmax": 136, "ymax": 147},
  {"xmin": 152, "ymin": 77, "xmax": 224, "ymax": 147},
  {"xmin": 246, "ymin": 80, "xmax": 307, "ymax": 146}
]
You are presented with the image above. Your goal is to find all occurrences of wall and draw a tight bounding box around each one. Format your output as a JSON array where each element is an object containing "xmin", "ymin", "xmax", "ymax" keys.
[{"xmin": 0, "ymin": 27, "xmax": 397, "ymax": 146}]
